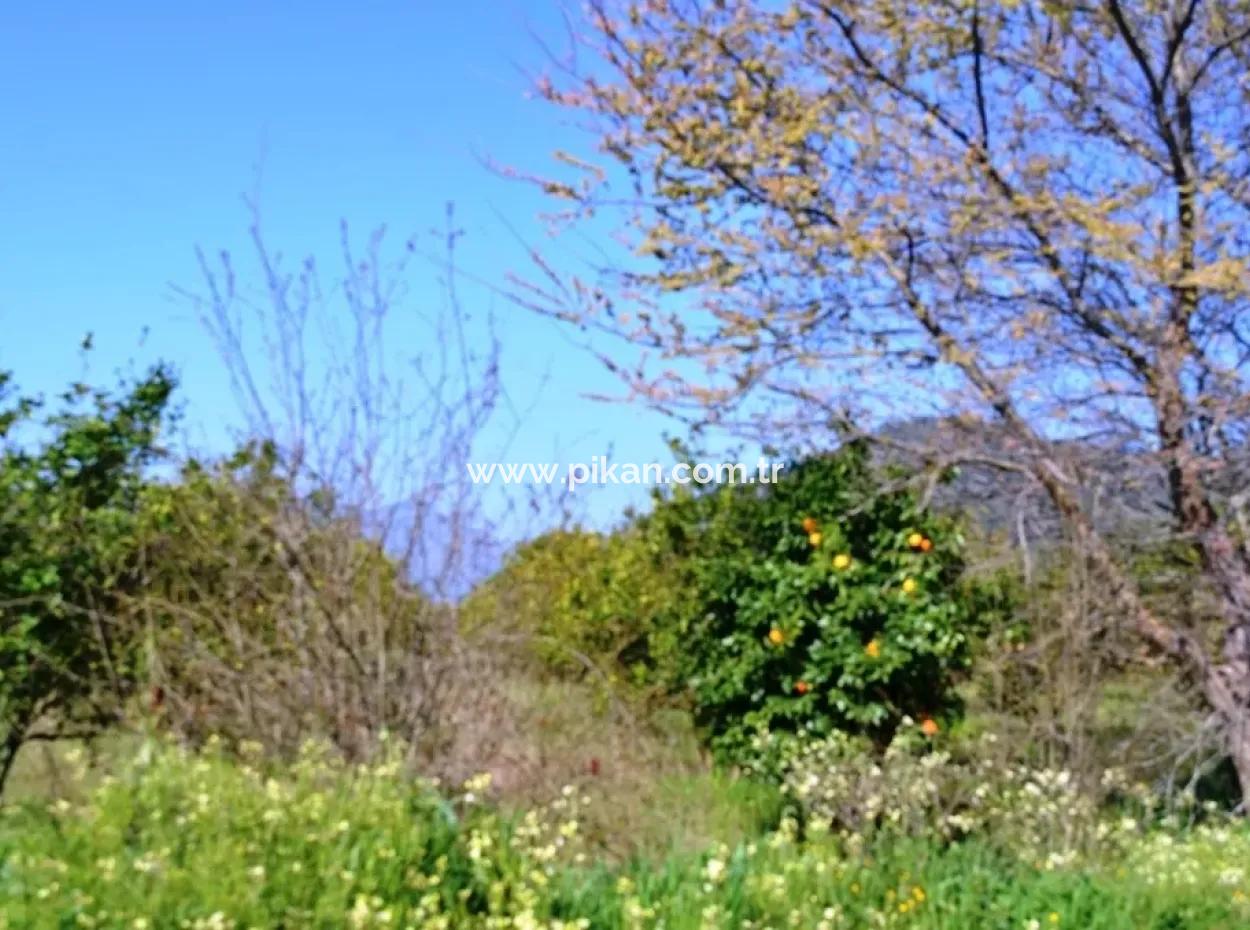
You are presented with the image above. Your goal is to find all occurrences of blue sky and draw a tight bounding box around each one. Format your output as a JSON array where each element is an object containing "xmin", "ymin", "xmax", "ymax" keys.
[{"xmin": 0, "ymin": 1, "xmax": 687, "ymax": 525}]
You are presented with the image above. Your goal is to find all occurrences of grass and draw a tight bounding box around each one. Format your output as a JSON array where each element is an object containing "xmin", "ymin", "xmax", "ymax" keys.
[
  {"xmin": 3, "ymin": 738, "xmax": 1250, "ymax": 929},
  {"xmin": 2, "ymin": 729, "xmax": 143, "ymax": 806},
  {"xmin": 485, "ymin": 674, "xmax": 786, "ymax": 861}
]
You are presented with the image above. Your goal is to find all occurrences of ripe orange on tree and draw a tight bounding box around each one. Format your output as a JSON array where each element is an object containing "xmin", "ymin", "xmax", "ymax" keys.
[
  {"xmin": 795, "ymin": 680, "xmax": 810, "ymax": 695},
  {"xmin": 801, "ymin": 516, "xmax": 819, "ymax": 534}
]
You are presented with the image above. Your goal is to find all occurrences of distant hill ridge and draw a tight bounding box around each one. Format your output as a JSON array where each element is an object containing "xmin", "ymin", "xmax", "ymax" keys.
[{"xmin": 867, "ymin": 417, "xmax": 1221, "ymax": 547}]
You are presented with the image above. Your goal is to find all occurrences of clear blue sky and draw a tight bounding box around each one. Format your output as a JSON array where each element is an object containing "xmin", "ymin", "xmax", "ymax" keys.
[{"xmin": 0, "ymin": 1, "xmax": 681, "ymax": 525}]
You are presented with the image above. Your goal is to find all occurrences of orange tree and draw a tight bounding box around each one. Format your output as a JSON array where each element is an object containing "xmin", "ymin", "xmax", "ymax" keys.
[
  {"xmin": 0, "ymin": 366, "xmax": 174, "ymax": 793},
  {"xmin": 641, "ymin": 444, "xmax": 995, "ymax": 766},
  {"xmin": 459, "ymin": 527, "xmax": 676, "ymax": 686}
]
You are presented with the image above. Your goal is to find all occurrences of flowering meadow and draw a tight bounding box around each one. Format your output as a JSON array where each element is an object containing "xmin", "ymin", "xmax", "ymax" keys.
[{"xmin": 3, "ymin": 737, "xmax": 1250, "ymax": 930}]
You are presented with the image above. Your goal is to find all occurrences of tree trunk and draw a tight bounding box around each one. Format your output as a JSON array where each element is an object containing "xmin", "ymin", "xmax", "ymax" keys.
[
  {"xmin": 0, "ymin": 732, "xmax": 21, "ymax": 800},
  {"xmin": 1230, "ymin": 723, "xmax": 1250, "ymax": 811},
  {"xmin": 1203, "ymin": 662, "xmax": 1250, "ymax": 809},
  {"xmin": 1152, "ymin": 356, "xmax": 1250, "ymax": 807}
]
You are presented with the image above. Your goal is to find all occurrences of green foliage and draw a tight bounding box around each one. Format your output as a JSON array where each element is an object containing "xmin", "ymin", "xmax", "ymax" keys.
[
  {"xmin": 132, "ymin": 444, "xmax": 444, "ymax": 759},
  {"xmin": 463, "ymin": 445, "xmax": 1000, "ymax": 768},
  {"xmin": 643, "ymin": 444, "xmax": 987, "ymax": 766},
  {"xmin": 0, "ymin": 366, "xmax": 175, "ymax": 787},
  {"xmin": 134, "ymin": 443, "xmax": 293, "ymax": 646},
  {"xmin": 3, "ymin": 739, "xmax": 1250, "ymax": 929},
  {"xmin": 460, "ymin": 527, "xmax": 674, "ymax": 685},
  {"xmin": 138, "ymin": 443, "xmax": 420, "ymax": 636}
]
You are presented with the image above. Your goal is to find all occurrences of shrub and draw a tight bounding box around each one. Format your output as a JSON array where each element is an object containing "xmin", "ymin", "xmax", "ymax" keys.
[
  {"xmin": 643, "ymin": 444, "xmax": 990, "ymax": 766},
  {"xmin": 776, "ymin": 727, "xmax": 1159, "ymax": 867},
  {"xmin": 133, "ymin": 445, "xmax": 512, "ymax": 784},
  {"xmin": 0, "ymin": 366, "xmax": 174, "ymax": 792},
  {"xmin": 459, "ymin": 527, "xmax": 674, "ymax": 688},
  {"xmin": 460, "ymin": 443, "xmax": 1002, "ymax": 767},
  {"xmin": 964, "ymin": 537, "xmax": 1228, "ymax": 810}
]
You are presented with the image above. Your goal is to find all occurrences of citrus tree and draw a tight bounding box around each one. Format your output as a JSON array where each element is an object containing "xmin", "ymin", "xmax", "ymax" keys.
[
  {"xmin": 642, "ymin": 445, "xmax": 991, "ymax": 766},
  {"xmin": 459, "ymin": 526, "xmax": 676, "ymax": 687},
  {"xmin": 0, "ymin": 366, "xmax": 174, "ymax": 793}
]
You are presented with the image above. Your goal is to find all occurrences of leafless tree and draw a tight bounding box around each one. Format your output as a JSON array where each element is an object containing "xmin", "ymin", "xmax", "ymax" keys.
[{"xmin": 147, "ymin": 200, "xmax": 527, "ymax": 780}]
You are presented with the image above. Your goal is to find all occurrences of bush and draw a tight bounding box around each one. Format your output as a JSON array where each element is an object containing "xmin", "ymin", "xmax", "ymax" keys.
[
  {"xmin": 459, "ymin": 527, "xmax": 674, "ymax": 688},
  {"xmin": 775, "ymin": 727, "xmax": 1161, "ymax": 868},
  {"xmin": 133, "ymin": 444, "xmax": 512, "ymax": 784},
  {"xmin": 643, "ymin": 444, "xmax": 990, "ymax": 766},
  {"xmin": 964, "ymin": 537, "xmax": 1226, "ymax": 809},
  {"xmin": 460, "ymin": 444, "xmax": 1000, "ymax": 767},
  {"xmin": 0, "ymin": 366, "xmax": 174, "ymax": 792}
]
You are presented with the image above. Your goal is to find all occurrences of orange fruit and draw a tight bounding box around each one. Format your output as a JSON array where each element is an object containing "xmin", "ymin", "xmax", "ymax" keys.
[
  {"xmin": 901, "ymin": 577, "xmax": 918, "ymax": 595},
  {"xmin": 795, "ymin": 681, "xmax": 810, "ymax": 695},
  {"xmin": 864, "ymin": 638, "xmax": 881, "ymax": 658},
  {"xmin": 808, "ymin": 531, "xmax": 823, "ymax": 547},
  {"xmin": 907, "ymin": 532, "xmax": 924, "ymax": 549},
  {"xmin": 919, "ymin": 537, "xmax": 933, "ymax": 552},
  {"xmin": 832, "ymin": 553, "xmax": 852, "ymax": 570},
  {"xmin": 801, "ymin": 516, "xmax": 819, "ymax": 534},
  {"xmin": 768, "ymin": 628, "xmax": 785, "ymax": 645},
  {"xmin": 920, "ymin": 717, "xmax": 939, "ymax": 737}
]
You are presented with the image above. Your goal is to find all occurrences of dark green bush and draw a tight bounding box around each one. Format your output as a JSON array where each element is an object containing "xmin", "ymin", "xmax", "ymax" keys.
[
  {"xmin": 641, "ymin": 444, "xmax": 990, "ymax": 764},
  {"xmin": 0, "ymin": 366, "xmax": 174, "ymax": 791}
]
